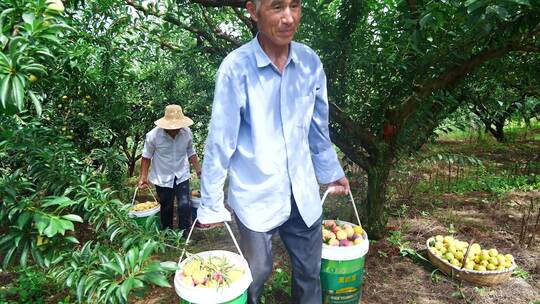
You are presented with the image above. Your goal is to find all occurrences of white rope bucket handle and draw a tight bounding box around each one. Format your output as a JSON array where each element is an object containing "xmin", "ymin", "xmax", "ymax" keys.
[
  {"xmin": 131, "ymin": 185, "xmax": 159, "ymax": 206},
  {"xmin": 321, "ymin": 187, "xmax": 362, "ymax": 228},
  {"xmin": 178, "ymin": 218, "xmax": 244, "ymax": 265}
]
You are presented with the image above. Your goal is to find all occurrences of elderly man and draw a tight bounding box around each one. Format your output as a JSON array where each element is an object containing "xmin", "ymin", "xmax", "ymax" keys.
[
  {"xmin": 139, "ymin": 105, "xmax": 202, "ymax": 234},
  {"xmin": 197, "ymin": 0, "xmax": 349, "ymax": 303}
]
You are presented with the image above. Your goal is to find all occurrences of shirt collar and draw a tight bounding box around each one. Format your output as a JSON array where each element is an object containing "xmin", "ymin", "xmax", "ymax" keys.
[
  {"xmin": 252, "ymin": 34, "xmax": 298, "ymax": 68},
  {"xmin": 158, "ymin": 127, "xmax": 185, "ymax": 139}
]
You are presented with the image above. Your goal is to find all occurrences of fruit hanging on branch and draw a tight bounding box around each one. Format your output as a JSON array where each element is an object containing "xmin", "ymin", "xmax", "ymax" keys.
[{"xmin": 46, "ymin": 0, "xmax": 65, "ymax": 13}]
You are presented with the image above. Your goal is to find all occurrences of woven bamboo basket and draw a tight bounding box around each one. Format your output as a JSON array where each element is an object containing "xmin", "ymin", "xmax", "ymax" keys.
[{"xmin": 426, "ymin": 237, "xmax": 516, "ymax": 286}]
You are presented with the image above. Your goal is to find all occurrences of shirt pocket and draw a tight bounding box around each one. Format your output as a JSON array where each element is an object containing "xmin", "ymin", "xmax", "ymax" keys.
[
  {"xmin": 294, "ymin": 94, "xmax": 315, "ymax": 130},
  {"xmin": 155, "ymin": 137, "xmax": 170, "ymax": 152}
]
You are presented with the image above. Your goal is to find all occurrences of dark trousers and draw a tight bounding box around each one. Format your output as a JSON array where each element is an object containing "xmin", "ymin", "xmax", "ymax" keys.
[
  {"xmin": 155, "ymin": 178, "xmax": 191, "ymax": 231},
  {"xmin": 236, "ymin": 197, "xmax": 323, "ymax": 304}
]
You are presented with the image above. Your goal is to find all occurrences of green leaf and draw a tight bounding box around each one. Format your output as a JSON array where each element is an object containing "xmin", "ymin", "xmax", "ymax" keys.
[
  {"xmin": 21, "ymin": 63, "xmax": 46, "ymax": 74},
  {"xmin": 114, "ymin": 253, "xmax": 126, "ymax": 274},
  {"xmin": 58, "ymin": 218, "xmax": 74, "ymax": 232},
  {"xmin": 28, "ymin": 91, "xmax": 42, "ymax": 116},
  {"xmin": 419, "ymin": 13, "xmax": 434, "ymax": 29},
  {"xmin": 36, "ymin": 50, "xmax": 55, "ymax": 58},
  {"xmin": 22, "ymin": 13, "xmax": 34, "ymax": 24},
  {"xmin": 20, "ymin": 242, "xmax": 29, "ymax": 267},
  {"xmin": 43, "ymin": 219, "xmax": 59, "ymax": 237},
  {"xmin": 132, "ymin": 278, "xmax": 145, "ymax": 289},
  {"xmin": 0, "ymin": 234, "xmax": 14, "ymax": 247},
  {"xmin": 466, "ymin": 0, "xmax": 488, "ymax": 14},
  {"xmin": 76, "ymin": 276, "xmax": 87, "ymax": 302},
  {"xmin": 159, "ymin": 261, "xmax": 179, "ymax": 271},
  {"xmin": 102, "ymin": 262, "xmax": 123, "ymax": 275},
  {"xmin": 140, "ymin": 240, "xmax": 156, "ymax": 261},
  {"xmin": 2, "ymin": 246, "xmax": 16, "ymax": 268},
  {"xmin": 110, "ymin": 227, "xmax": 122, "ymax": 242},
  {"xmin": 138, "ymin": 273, "xmax": 171, "ymax": 288},
  {"xmin": 42, "ymin": 196, "xmax": 74, "ymax": 207},
  {"xmin": 0, "ymin": 35, "xmax": 7, "ymax": 49},
  {"xmin": 39, "ymin": 34, "xmax": 61, "ymax": 45},
  {"xmin": 62, "ymin": 214, "xmax": 83, "ymax": 223},
  {"xmin": 83, "ymin": 276, "xmax": 99, "ymax": 295},
  {"xmin": 0, "ymin": 9, "xmax": 16, "ymax": 30},
  {"xmin": 64, "ymin": 236, "xmax": 80, "ymax": 244},
  {"xmin": 0, "ymin": 75, "xmax": 10, "ymax": 109},
  {"xmin": 34, "ymin": 213, "xmax": 48, "ymax": 235},
  {"xmin": 507, "ymin": 0, "xmax": 530, "ymax": 5},
  {"xmin": 120, "ymin": 277, "xmax": 134, "ymax": 301},
  {"xmin": 126, "ymin": 247, "xmax": 138, "ymax": 270},
  {"xmin": 11, "ymin": 74, "xmax": 24, "ymax": 111},
  {"xmin": 66, "ymin": 272, "xmax": 76, "ymax": 287},
  {"xmin": 31, "ymin": 246, "xmax": 44, "ymax": 267},
  {"xmin": 486, "ymin": 5, "xmax": 509, "ymax": 20},
  {"xmin": 16, "ymin": 211, "xmax": 32, "ymax": 229}
]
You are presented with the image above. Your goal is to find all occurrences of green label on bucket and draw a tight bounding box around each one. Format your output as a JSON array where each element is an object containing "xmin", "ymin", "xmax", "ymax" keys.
[
  {"xmin": 180, "ymin": 290, "xmax": 247, "ymax": 304},
  {"xmin": 133, "ymin": 214, "xmax": 161, "ymax": 229},
  {"xmin": 321, "ymin": 257, "xmax": 365, "ymax": 304}
]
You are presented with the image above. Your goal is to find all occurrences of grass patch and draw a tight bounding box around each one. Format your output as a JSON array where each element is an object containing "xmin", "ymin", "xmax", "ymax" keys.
[
  {"xmin": 436, "ymin": 120, "xmax": 539, "ymax": 142},
  {"xmin": 419, "ymin": 171, "xmax": 539, "ymax": 195},
  {"xmin": 434, "ymin": 209, "xmax": 491, "ymax": 233}
]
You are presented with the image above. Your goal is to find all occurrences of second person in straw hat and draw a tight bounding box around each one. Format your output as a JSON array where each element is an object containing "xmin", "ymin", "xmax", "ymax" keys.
[{"xmin": 138, "ymin": 104, "xmax": 202, "ymax": 235}]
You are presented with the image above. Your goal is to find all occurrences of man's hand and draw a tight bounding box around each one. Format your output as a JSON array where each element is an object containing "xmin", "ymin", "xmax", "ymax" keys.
[
  {"xmin": 326, "ymin": 176, "xmax": 350, "ymax": 195},
  {"xmin": 195, "ymin": 221, "xmax": 223, "ymax": 230},
  {"xmin": 196, "ymin": 168, "xmax": 202, "ymax": 178},
  {"xmin": 138, "ymin": 177, "xmax": 149, "ymax": 188}
]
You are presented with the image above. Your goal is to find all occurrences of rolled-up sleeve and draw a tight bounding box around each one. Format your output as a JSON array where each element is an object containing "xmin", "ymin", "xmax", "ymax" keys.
[
  {"xmin": 308, "ymin": 64, "xmax": 345, "ymax": 184},
  {"xmin": 197, "ymin": 69, "xmax": 244, "ymax": 224},
  {"xmin": 141, "ymin": 132, "xmax": 155, "ymax": 159}
]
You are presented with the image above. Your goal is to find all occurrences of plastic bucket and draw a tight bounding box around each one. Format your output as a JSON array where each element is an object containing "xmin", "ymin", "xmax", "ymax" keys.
[
  {"xmin": 174, "ymin": 221, "xmax": 252, "ymax": 304},
  {"xmin": 129, "ymin": 186, "xmax": 161, "ymax": 229},
  {"xmin": 191, "ymin": 197, "xmax": 201, "ymax": 208},
  {"xmin": 190, "ymin": 197, "xmax": 200, "ymax": 222},
  {"xmin": 179, "ymin": 291, "xmax": 247, "ymax": 304},
  {"xmin": 321, "ymin": 221, "xmax": 369, "ymax": 304},
  {"xmin": 129, "ymin": 205, "xmax": 161, "ymax": 229},
  {"xmin": 320, "ymin": 189, "xmax": 369, "ymax": 304}
]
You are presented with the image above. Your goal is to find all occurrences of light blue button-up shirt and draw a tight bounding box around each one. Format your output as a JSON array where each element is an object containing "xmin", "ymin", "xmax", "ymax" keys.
[{"xmin": 197, "ymin": 37, "xmax": 345, "ymax": 232}]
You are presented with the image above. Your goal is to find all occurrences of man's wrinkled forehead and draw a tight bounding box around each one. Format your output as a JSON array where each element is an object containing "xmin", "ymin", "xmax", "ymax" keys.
[{"xmin": 251, "ymin": 0, "xmax": 301, "ymax": 8}]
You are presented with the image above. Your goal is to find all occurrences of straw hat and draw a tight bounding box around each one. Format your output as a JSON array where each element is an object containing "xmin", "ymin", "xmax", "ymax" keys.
[{"xmin": 154, "ymin": 105, "xmax": 193, "ymax": 130}]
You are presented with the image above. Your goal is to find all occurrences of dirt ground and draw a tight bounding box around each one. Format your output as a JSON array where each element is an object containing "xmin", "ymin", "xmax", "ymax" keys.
[
  {"xmin": 133, "ymin": 138, "xmax": 540, "ymax": 304},
  {"xmin": 135, "ymin": 189, "xmax": 539, "ymax": 304}
]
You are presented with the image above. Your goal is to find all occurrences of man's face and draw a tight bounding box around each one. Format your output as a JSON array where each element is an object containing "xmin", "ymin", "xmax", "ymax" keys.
[
  {"xmin": 165, "ymin": 128, "xmax": 181, "ymax": 138},
  {"xmin": 248, "ymin": 0, "xmax": 301, "ymax": 47}
]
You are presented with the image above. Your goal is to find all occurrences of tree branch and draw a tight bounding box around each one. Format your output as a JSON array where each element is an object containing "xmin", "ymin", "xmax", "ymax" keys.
[
  {"xmin": 160, "ymin": 40, "xmax": 181, "ymax": 51},
  {"xmin": 130, "ymin": 134, "xmax": 141, "ymax": 164},
  {"xmin": 329, "ymin": 103, "xmax": 378, "ymax": 156},
  {"xmin": 201, "ymin": 7, "xmax": 242, "ymax": 47},
  {"xmin": 330, "ymin": 128, "xmax": 371, "ymax": 171},
  {"xmin": 187, "ymin": 0, "xmax": 246, "ymax": 8},
  {"xmin": 396, "ymin": 37, "xmax": 540, "ymax": 125},
  {"xmin": 125, "ymin": 0, "xmax": 232, "ymax": 53},
  {"xmin": 406, "ymin": 0, "xmax": 420, "ymax": 20},
  {"xmin": 232, "ymin": 7, "xmax": 256, "ymax": 36}
]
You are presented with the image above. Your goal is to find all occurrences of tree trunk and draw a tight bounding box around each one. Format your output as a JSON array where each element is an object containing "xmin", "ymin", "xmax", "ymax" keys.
[
  {"xmin": 126, "ymin": 134, "xmax": 142, "ymax": 177},
  {"xmin": 486, "ymin": 120, "xmax": 506, "ymax": 142},
  {"xmin": 128, "ymin": 158, "xmax": 137, "ymax": 177},
  {"xmin": 493, "ymin": 121, "xmax": 505, "ymax": 142},
  {"xmin": 363, "ymin": 160, "xmax": 392, "ymax": 240}
]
